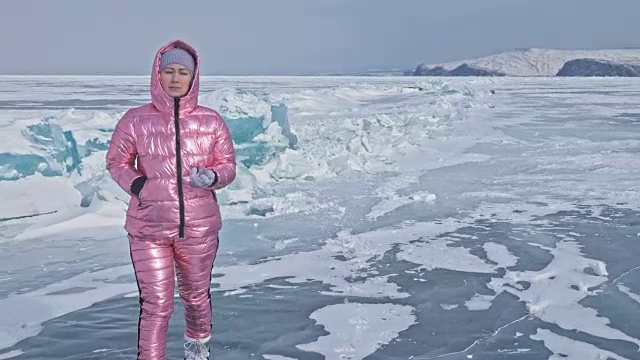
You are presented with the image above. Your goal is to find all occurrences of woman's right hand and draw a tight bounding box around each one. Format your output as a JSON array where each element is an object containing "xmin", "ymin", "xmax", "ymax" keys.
[{"xmin": 131, "ymin": 176, "xmax": 147, "ymax": 199}]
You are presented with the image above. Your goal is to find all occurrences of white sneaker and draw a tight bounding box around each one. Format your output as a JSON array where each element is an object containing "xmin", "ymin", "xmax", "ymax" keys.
[{"xmin": 184, "ymin": 335, "xmax": 210, "ymax": 360}]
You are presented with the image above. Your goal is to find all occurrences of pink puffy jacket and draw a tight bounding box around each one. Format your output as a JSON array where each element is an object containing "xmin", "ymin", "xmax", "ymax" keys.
[{"xmin": 106, "ymin": 40, "xmax": 236, "ymax": 239}]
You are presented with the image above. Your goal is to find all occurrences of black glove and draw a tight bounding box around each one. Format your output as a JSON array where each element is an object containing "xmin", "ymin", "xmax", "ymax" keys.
[{"xmin": 131, "ymin": 176, "xmax": 147, "ymax": 196}]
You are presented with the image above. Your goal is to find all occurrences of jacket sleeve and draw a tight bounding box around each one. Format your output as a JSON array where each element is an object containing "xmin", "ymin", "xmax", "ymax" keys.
[
  {"xmin": 106, "ymin": 111, "xmax": 144, "ymax": 196},
  {"xmin": 206, "ymin": 114, "xmax": 236, "ymax": 190}
]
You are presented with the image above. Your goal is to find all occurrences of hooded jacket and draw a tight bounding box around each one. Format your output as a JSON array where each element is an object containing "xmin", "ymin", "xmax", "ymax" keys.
[{"xmin": 106, "ymin": 40, "xmax": 236, "ymax": 239}]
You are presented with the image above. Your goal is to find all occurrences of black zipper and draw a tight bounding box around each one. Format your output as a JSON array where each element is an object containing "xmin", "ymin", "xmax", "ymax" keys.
[{"xmin": 174, "ymin": 97, "xmax": 185, "ymax": 238}]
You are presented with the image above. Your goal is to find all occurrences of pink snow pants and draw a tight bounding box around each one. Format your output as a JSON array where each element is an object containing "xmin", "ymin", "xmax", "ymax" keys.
[{"xmin": 128, "ymin": 234, "xmax": 219, "ymax": 360}]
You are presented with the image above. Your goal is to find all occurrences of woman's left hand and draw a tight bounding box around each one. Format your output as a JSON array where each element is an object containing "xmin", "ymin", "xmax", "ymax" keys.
[{"xmin": 190, "ymin": 167, "xmax": 218, "ymax": 188}]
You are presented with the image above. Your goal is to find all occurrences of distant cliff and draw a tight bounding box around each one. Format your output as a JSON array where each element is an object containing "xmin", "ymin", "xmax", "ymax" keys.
[
  {"xmin": 412, "ymin": 63, "xmax": 505, "ymax": 77},
  {"xmin": 556, "ymin": 58, "xmax": 640, "ymax": 77},
  {"xmin": 411, "ymin": 48, "xmax": 640, "ymax": 77}
]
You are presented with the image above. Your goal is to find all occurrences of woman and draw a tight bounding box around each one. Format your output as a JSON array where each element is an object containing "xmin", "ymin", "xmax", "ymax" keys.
[{"xmin": 106, "ymin": 39, "xmax": 236, "ymax": 360}]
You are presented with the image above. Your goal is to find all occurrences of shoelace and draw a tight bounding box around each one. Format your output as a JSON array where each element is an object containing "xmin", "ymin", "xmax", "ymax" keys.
[{"xmin": 184, "ymin": 340, "xmax": 210, "ymax": 360}]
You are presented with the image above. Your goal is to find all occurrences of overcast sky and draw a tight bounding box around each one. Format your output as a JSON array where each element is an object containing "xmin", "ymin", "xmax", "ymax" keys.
[{"xmin": 2, "ymin": 0, "xmax": 639, "ymax": 75}]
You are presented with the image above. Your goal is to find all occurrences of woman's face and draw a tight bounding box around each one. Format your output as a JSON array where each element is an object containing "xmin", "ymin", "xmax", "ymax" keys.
[{"xmin": 160, "ymin": 64, "xmax": 192, "ymax": 98}]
